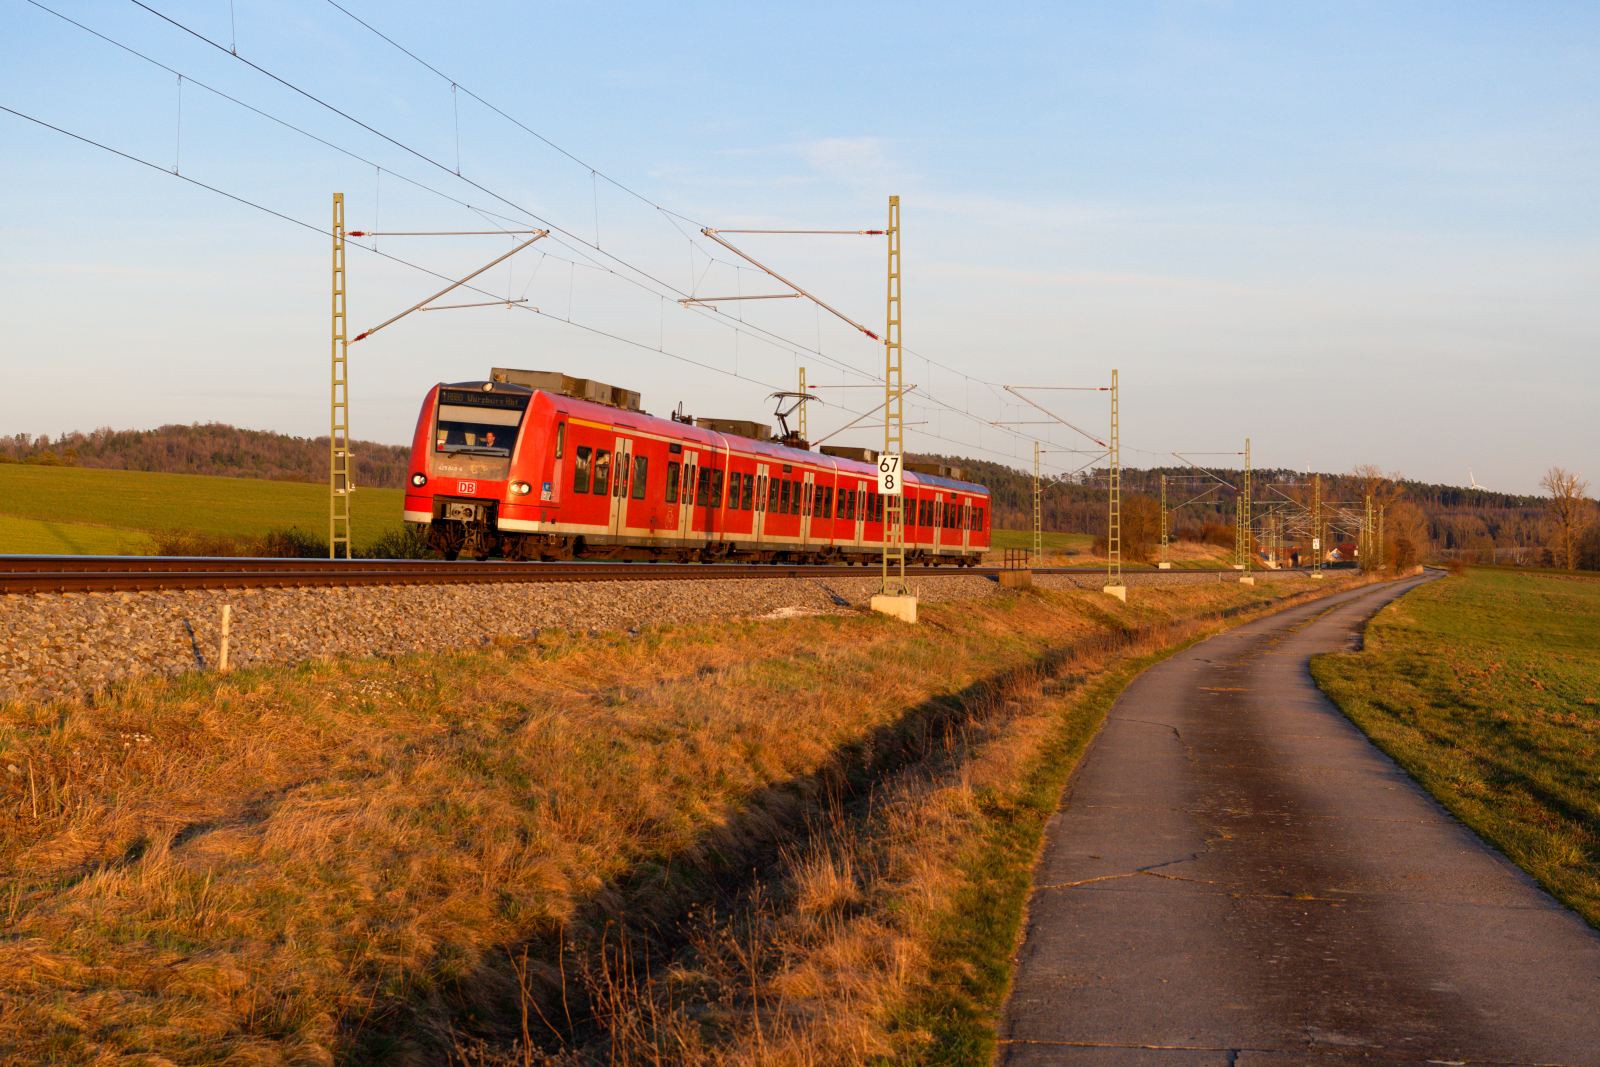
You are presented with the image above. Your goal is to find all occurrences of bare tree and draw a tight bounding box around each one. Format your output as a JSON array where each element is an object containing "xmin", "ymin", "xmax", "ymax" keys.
[
  {"xmin": 1540, "ymin": 467, "xmax": 1594, "ymax": 570},
  {"xmin": 1350, "ymin": 465, "xmax": 1408, "ymax": 566}
]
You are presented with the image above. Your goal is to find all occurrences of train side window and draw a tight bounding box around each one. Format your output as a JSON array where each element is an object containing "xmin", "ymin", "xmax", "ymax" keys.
[
  {"xmin": 848, "ymin": 489, "xmax": 857, "ymax": 521},
  {"xmin": 696, "ymin": 466, "xmax": 712, "ymax": 506},
  {"xmin": 711, "ymin": 469, "xmax": 724, "ymax": 506},
  {"xmin": 875, "ymin": 493, "xmax": 884, "ymax": 524},
  {"xmin": 632, "ymin": 455, "xmax": 648, "ymax": 500},
  {"xmin": 768, "ymin": 476, "xmax": 780, "ymax": 512},
  {"xmin": 777, "ymin": 479, "xmax": 789, "ymax": 515},
  {"xmin": 593, "ymin": 450, "xmax": 611, "ymax": 496},
  {"xmin": 823, "ymin": 485, "xmax": 833, "ymax": 519},
  {"xmin": 741, "ymin": 472, "xmax": 754, "ymax": 510},
  {"xmin": 665, "ymin": 461, "xmax": 680, "ymax": 503},
  {"xmin": 555, "ymin": 422, "xmax": 566, "ymax": 459},
  {"xmin": 573, "ymin": 446, "xmax": 592, "ymax": 494}
]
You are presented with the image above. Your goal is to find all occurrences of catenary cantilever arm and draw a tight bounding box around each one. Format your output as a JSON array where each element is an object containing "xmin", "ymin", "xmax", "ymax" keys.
[{"xmin": 351, "ymin": 230, "xmax": 546, "ymax": 342}]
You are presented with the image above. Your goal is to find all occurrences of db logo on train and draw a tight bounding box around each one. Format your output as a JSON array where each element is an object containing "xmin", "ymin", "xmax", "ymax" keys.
[{"xmin": 458, "ymin": 481, "xmax": 477, "ymax": 495}]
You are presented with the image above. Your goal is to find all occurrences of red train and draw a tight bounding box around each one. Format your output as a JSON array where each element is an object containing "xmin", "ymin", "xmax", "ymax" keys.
[{"xmin": 402, "ymin": 370, "xmax": 992, "ymax": 565}]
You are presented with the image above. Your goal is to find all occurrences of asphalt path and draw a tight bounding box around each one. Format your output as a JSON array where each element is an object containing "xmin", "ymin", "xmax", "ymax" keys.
[{"xmin": 1000, "ymin": 572, "xmax": 1600, "ymax": 1066}]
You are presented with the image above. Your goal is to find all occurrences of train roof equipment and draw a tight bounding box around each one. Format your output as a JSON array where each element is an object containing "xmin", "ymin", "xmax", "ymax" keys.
[{"xmin": 489, "ymin": 368, "xmax": 641, "ymax": 413}]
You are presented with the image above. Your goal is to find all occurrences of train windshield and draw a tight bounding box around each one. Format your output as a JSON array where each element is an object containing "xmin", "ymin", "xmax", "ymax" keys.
[{"xmin": 435, "ymin": 388, "xmax": 529, "ymax": 457}]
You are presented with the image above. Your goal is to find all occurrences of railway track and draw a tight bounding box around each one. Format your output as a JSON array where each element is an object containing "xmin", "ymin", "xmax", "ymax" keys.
[{"xmin": 0, "ymin": 555, "xmax": 1265, "ymax": 595}]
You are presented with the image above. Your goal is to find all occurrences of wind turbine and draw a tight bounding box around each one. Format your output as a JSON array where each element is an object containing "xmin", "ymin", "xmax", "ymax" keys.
[{"xmin": 1468, "ymin": 468, "xmax": 1488, "ymax": 490}]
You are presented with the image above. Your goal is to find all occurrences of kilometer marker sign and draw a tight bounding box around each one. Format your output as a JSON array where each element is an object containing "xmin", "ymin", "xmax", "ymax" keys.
[{"xmin": 878, "ymin": 454, "xmax": 903, "ymax": 495}]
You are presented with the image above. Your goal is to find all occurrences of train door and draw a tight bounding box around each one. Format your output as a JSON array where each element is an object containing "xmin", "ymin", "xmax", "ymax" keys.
[
  {"xmin": 677, "ymin": 449, "xmax": 698, "ymax": 541},
  {"xmin": 961, "ymin": 495, "xmax": 971, "ymax": 553},
  {"xmin": 800, "ymin": 472, "xmax": 815, "ymax": 549},
  {"xmin": 609, "ymin": 435, "xmax": 634, "ymax": 537},
  {"xmin": 754, "ymin": 463, "xmax": 769, "ymax": 546},
  {"xmin": 854, "ymin": 480, "xmax": 866, "ymax": 546}
]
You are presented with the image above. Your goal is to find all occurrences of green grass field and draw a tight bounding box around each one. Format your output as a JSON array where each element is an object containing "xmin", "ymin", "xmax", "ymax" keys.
[
  {"xmin": 0, "ymin": 465, "xmax": 407, "ymax": 554},
  {"xmin": 989, "ymin": 529, "xmax": 1235, "ymax": 569},
  {"xmin": 1312, "ymin": 568, "xmax": 1600, "ymax": 928},
  {"xmin": 989, "ymin": 529, "xmax": 1095, "ymax": 554}
]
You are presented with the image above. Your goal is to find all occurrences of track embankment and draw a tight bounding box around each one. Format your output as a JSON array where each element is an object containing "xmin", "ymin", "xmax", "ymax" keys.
[{"xmin": 0, "ymin": 562, "xmax": 1314, "ymax": 705}]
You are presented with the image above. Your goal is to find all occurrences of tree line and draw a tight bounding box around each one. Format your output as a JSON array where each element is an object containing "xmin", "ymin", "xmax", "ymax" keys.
[{"xmin": 0, "ymin": 424, "xmax": 412, "ymax": 489}]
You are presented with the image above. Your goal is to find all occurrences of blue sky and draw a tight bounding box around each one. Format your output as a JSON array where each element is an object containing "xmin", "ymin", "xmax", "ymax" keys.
[{"xmin": 3, "ymin": 0, "xmax": 1595, "ymax": 493}]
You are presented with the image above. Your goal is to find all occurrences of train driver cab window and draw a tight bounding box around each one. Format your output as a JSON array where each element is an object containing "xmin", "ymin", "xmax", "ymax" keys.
[
  {"xmin": 555, "ymin": 422, "xmax": 565, "ymax": 459},
  {"xmin": 593, "ymin": 449, "xmax": 611, "ymax": 496},
  {"xmin": 665, "ymin": 461, "xmax": 680, "ymax": 503},
  {"xmin": 573, "ymin": 447, "xmax": 592, "ymax": 494},
  {"xmin": 434, "ymin": 387, "xmax": 528, "ymax": 457},
  {"xmin": 741, "ymin": 472, "xmax": 754, "ymax": 510},
  {"xmin": 632, "ymin": 455, "xmax": 648, "ymax": 500}
]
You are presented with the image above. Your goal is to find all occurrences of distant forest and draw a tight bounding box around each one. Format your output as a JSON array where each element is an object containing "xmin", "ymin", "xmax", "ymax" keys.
[
  {"xmin": 910, "ymin": 452, "xmax": 1592, "ymax": 567},
  {"xmin": 0, "ymin": 424, "xmax": 411, "ymax": 489},
  {"xmin": 2, "ymin": 427, "xmax": 1587, "ymax": 566}
]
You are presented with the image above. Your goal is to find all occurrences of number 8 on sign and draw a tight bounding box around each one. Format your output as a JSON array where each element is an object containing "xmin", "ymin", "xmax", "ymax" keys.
[{"xmin": 877, "ymin": 454, "xmax": 902, "ymax": 495}]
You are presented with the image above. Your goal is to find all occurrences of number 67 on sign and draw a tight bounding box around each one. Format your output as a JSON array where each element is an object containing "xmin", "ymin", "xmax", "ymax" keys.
[{"xmin": 877, "ymin": 453, "xmax": 902, "ymax": 495}]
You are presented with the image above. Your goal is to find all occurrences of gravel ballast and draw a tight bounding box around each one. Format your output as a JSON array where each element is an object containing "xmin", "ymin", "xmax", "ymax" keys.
[{"xmin": 0, "ymin": 572, "xmax": 999, "ymax": 705}]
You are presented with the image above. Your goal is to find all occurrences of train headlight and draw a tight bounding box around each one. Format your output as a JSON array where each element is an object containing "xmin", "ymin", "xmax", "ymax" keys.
[
  {"xmin": 411, "ymin": 472, "xmax": 428, "ymax": 488},
  {"xmin": 510, "ymin": 481, "xmax": 532, "ymax": 496}
]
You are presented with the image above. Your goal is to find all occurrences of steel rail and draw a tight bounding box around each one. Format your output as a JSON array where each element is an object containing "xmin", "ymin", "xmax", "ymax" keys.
[{"xmin": 0, "ymin": 556, "xmax": 1269, "ymax": 595}]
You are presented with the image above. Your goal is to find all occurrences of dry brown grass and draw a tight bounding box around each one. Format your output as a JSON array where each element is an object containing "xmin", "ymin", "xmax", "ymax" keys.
[{"xmin": 0, "ymin": 577, "xmax": 1362, "ymax": 1065}]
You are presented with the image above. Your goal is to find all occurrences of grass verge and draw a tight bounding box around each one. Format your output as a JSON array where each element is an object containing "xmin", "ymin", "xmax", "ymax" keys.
[
  {"xmin": 0, "ymin": 575, "xmax": 1365, "ymax": 1065},
  {"xmin": 1312, "ymin": 567, "xmax": 1600, "ymax": 929},
  {"xmin": 0, "ymin": 515, "xmax": 153, "ymax": 555}
]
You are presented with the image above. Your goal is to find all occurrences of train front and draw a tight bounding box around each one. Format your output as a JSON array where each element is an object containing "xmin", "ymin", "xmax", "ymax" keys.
[{"xmin": 404, "ymin": 381, "xmax": 545, "ymax": 560}]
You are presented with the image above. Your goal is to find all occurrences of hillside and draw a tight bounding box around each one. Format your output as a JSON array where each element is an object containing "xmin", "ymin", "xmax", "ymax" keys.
[
  {"xmin": 0, "ymin": 465, "xmax": 406, "ymax": 553},
  {"xmin": 913, "ymin": 452, "xmax": 1592, "ymax": 566},
  {"xmin": 2, "ymin": 424, "xmax": 410, "ymax": 489}
]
